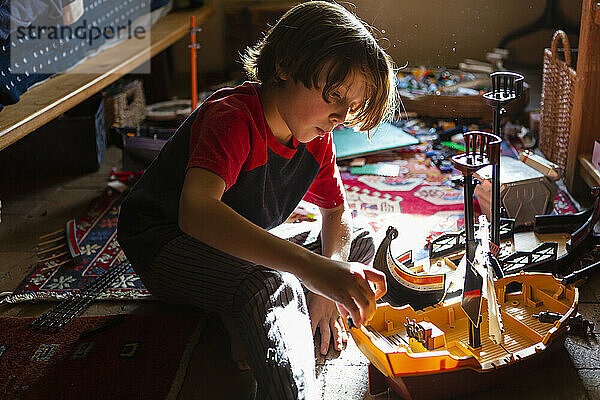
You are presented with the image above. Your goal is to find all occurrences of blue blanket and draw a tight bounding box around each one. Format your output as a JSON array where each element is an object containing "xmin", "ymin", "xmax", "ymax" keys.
[{"xmin": 0, "ymin": 0, "xmax": 173, "ymax": 109}]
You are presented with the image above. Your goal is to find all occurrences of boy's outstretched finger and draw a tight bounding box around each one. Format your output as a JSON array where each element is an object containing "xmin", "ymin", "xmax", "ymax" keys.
[
  {"xmin": 349, "ymin": 282, "xmax": 375, "ymax": 323},
  {"xmin": 319, "ymin": 321, "xmax": 331, "ymax": 355},
  {"xmin": 364, "ymin": 268, "xmax": 387, "ymax": 300},
  {"xmin": 338, "ymin": 296, "xmax": 362, "ymax": 326},
  {"xmin": 336, "ymin": 302, "xmax": 349, "ymax": 319}
]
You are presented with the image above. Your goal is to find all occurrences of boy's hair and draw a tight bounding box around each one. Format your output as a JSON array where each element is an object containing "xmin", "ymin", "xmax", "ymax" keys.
[{"xmin": 242, "ymin": 1, "xmax": 397, "ymax": 131}]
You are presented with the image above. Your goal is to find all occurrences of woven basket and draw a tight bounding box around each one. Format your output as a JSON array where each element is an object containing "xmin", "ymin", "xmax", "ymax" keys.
[
  {"xmin": 539, "ymin": 30, "xmax": 577, "ymax": 178},
  {"xmin": 105, "ymin": 80, "xmax": 147, "ymax": 128}
]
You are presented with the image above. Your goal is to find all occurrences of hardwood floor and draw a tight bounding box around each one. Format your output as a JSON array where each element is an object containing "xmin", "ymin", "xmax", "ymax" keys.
[{"xmin": 0, "ymin": 145, "xmax": 598, "ymax": 399}]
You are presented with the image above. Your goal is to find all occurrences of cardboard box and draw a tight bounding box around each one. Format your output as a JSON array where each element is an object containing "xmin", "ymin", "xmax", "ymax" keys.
[
  {"xmin": 474, "ymin": 156, "xmax": 557, "ymax": 228},
  {"xmin": 0, "ymin": 96, "xmax": 106, "ymax": 179}
]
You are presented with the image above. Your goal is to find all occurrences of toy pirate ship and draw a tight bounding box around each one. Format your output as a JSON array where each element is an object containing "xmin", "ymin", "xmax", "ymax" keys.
[
  {"xmin": 347, "ymin": 72, "xmax": 582, "ymax": 399},
  {"xmin": 349, "ymin": 266, "xmax": 579, "ymax": 399}
]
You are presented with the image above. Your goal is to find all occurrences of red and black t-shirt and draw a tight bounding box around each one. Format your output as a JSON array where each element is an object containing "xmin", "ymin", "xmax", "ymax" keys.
[{"xmin": 117, "ymin": 82, "xmax": 345, "ymax": 270}]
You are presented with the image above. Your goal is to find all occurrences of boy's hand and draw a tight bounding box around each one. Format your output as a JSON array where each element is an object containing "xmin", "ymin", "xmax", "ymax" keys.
[
  {"xmin": 338, "ymin": 263, "xmax": 387, "ymax": 325},
  {"xmin": 307, "ymin": 292, "xmax": 347, "ymax": 355},
  {"xmin": 300, "ymin": 260, "xmax": 386, "ymax": 327}
]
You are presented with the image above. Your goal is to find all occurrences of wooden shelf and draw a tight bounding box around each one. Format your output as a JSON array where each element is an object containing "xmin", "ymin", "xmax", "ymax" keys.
[
  {"xmin": 0, "ymin": 6, "xmax": 214, "ymax": 151},
  {"xmin": 579, "ymin": 154, "xmax": 600, "ymax": 188}
]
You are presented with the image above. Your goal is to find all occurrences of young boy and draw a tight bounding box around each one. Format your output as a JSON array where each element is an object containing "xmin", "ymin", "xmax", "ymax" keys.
[{"xmin": 117, "ymin": 1, "xmax": 397, "ymax": 398}]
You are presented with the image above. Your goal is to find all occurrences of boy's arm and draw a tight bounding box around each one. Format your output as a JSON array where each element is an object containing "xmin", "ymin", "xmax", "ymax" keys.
[
  {"xmin": 308, "ymin": 203, "xmax": 354, "ymax": 354},
  {"xmin": 178, "ymin": 167, "xmax": 385, "ymax": 326},
  {"xmin": 319, "ymin": 203, "xmax": 352, "ymax": 262}
]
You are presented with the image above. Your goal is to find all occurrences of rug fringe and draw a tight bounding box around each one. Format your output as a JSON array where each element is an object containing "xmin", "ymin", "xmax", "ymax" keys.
[{"xmin": 0, "ymin": 290, "xmax": 153, "ymax": 305}]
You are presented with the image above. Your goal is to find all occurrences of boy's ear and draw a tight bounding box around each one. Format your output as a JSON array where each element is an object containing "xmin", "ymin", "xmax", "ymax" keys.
[{"xmin": 275, "ymin": 63, "xmax": 289, "ymax": 80}]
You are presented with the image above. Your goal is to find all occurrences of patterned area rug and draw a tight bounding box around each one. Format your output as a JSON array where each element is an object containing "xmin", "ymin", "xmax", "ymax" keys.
[
  {"xmin": 342, "ymin": 158, "xmax": 475, "ymax": 260},
  {"xmin": 0, "ymin": 313, "xmax": 203, "ymax": 400},
  {"xmin": 3, "ymin": 189, "xmax": 149, "ymax": 303},
  {"xmin": 553, "ymin": 189, "xmax": 578, "ymax": 215},
  {"xmin": 3, "ymin": 154, "xmax": 579, "ymax": 303}
]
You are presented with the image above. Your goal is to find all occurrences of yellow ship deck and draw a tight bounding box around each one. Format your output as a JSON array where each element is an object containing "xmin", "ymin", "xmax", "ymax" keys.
[{"xmin": 353, "ymin": 273, "xmax": 578, "ymax": 376}]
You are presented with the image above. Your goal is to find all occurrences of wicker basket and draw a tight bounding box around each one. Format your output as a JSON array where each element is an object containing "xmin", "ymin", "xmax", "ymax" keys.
[
  {"xmin": 104, "ymin": 80, "xmax": 147, "ymax": 128},
  {"xmin": 539, "ymin": 30, "xmax": 577, "ymax": 178}
]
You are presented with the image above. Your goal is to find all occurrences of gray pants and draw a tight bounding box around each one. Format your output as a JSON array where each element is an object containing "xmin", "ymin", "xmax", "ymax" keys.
[{"xmin": 135, "ymin": 226, "xmax": 374, "ymax": 400}]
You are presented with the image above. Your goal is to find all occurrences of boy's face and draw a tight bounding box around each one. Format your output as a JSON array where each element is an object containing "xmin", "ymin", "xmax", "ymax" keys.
[{"xmin": 271, "ymin": 71, "xmax": 367, "ymax": 145}]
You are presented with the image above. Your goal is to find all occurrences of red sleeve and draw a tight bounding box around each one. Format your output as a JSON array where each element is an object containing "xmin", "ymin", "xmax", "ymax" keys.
[
  {"xmin": 187, "ymin": 108, "xmax": 251, "ymax": 190},
  {"xmin": 302, "ymin": 137, "xmax": 346, "ymax": 209}
]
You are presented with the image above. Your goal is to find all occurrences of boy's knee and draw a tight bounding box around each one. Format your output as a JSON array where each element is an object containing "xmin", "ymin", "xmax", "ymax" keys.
[
  {"xmin": 237, "ymin": 269, "xmax": 306, "ymax": 311},
  {"xmin": 349, "ymin": 224, "xmax": 376, "ymax": 265},
  {"xmin": 353, "ymin": 223, "xmax": 375, "ymax": 241}
]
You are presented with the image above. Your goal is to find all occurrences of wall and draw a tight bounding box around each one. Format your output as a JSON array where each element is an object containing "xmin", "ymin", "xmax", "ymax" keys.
[
  {"xmin": 350, "ymin": 0, "xmax": 580, "ymax": 67},
  {"xmin": 171, "ymin": 0, "xmax": 582, "ymax": 89}
]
